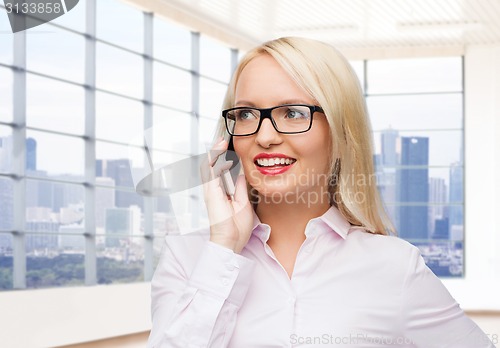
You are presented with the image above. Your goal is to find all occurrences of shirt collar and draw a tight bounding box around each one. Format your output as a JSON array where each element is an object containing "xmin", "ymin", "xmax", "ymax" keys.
[{"xmin": 251, "ymin": 205, "xmax": 351, "ymax": 243}]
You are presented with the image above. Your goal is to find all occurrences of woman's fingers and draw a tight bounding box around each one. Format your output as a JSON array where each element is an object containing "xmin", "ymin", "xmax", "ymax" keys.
[
  {"xmin": 200, "ymin": 138, "xmax": 229, "ymax": 184},
  {"xmin": 207, "ymin": 139, "xmax": 228, "ymax": 167},
  {"xmin": 212, "ymin": 160, "xmax": 233, "ymax": 178},
  {"xmin": 200, "ymin": 137, "xmax": 252, "ymax": 253},
  {"xmin": 233, "ymin": 174, "xmax": 249, "ymax": 204}
]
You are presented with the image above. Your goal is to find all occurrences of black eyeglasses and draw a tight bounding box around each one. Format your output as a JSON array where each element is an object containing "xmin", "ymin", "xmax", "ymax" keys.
[{"xmin": 221, "ymin": 104, "xmax": 324, "ymax": 136}]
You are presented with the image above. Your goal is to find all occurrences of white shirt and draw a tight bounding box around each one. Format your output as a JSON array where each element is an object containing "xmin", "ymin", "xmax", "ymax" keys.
[{"xmin": 148, "ymin": 206, "xmax": 495, "ymax": 348}]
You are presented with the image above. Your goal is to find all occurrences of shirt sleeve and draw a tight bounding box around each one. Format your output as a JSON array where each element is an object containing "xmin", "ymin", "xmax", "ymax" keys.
[
  {"xmin": 402, "ymin": 246, "xmax": 495, "ymax": 348},
  {"xmin": 147, "ymin": 239, "xmax": 255, "ymax": 348}
]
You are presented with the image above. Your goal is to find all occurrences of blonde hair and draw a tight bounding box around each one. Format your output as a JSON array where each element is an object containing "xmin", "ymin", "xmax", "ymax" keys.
[{"xmin": 215, "ymin": 37, "xmax": 395, "ymax": 236}]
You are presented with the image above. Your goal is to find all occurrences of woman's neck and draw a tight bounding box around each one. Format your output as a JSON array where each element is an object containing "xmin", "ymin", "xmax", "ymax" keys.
[{"xmin": 255, "ymin": 198, "xmax": 331, "ymax": 247}]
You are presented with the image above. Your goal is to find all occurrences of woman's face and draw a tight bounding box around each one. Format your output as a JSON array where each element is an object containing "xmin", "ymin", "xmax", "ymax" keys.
[{"xmin": 233, "ymin": 54, "xmax": 333, "ymax": 203}]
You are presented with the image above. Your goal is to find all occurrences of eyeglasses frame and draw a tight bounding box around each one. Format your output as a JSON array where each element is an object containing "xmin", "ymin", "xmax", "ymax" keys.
[{"xmin": 221, "ymin": 104, "xmax": 325, "ymax": 136}]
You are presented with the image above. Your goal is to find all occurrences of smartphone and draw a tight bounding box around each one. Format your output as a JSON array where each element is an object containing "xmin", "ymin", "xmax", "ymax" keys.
[{"xmin": 217, "ymin": 132, "xmax": 237, "ymax": 200}]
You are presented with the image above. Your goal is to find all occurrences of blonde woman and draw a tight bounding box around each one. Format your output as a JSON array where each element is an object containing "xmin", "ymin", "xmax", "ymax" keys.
[{"xmin": 148, "ymin": 37, "xmax": 494, "ymax": 347}]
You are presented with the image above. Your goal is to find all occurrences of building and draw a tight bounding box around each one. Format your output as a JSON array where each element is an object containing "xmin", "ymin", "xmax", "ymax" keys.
[
  {"xmin": 25, "ymin": 221, "xmax": 59, "ymax": 253},
  {"xmin": 378, "ymin": 129, "xmax": 400, "ymax": 227},
  {"xmin": 428, "ymin": 177, "xmax": 448, "ymax": 237},
  {"xmin": 26, "ymin": 137, "xmax": 37, "ymax": 171},
  {"xmin": 433, "ymin": 217, "xmax": 450, "ymax": 240},
  {"xmin": 95, "ymin": 177, "xmax": 116, "ymax": 229},
  {"xmin": 449, "ymin": 162, "xmax": 464, "ymax": 230},
  {"xmin": 104, "ymin": 206, "xmax": 141, "ymax": 247},
  {"xmin": 381, "ymin": 128, "xmax": 399, "ymax": 166},
  {"xmin": 398, "ymin": 137, "xmax": 429, "ymax": 240},
  {"xmin": 97, "ymin": 159, "xmax": 143, "ymax": 209}
]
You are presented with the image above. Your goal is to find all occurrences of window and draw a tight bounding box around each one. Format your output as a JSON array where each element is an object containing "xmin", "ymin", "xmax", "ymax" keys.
[
  {"xmin": 199, "ymin": 77, "xmax": 227, "ymax": 119},
  {"xmin": 26, "ymin": 130, "xmax": 85, "ymax": 181},
  {"xmin": 0, "ymin": 232, "xmax": 13, "ymax": 290},
  {"xmin": 0, "ymin": 126, "xmax": 13, "ymax": 174},
  {"xmin": 26, "ymin": 74, "xmax": 85, "ymax": 135},
  {"xmin": 26, "ymin": 25, "xmax": 85, "ymax": 84},
  {"xmin": 96, "ymin": 0, "xmax": 143, "ymax": 52},
  {"xmin": 363, "ymin": 57, "xmax": 464, "ymax": 277},
  {"xmin": 0, "ymin": 0, "xmax": 234, "ymax": 291},
  {"xmin": 153, "ymin": 18, "xmax": 191, "ymax": 69},
  {"xmin": 200, "ymin": 35, "xmax": 232, "ymax": 82},
  {"xmin": 0, "ymin": 8, "xmax": 465, "ymax": 289},
  {"xmin": 0, "ymin": 67, "xmax": 13, "ymax": 123},
  {"xmin": 96, "ymin": 42, "xmax": 143, "ymax": 98},
  {"xmin": 153, "ymin": 62, "xmax": 192, "ymax": 111},
  {"xmin": 0, "ymin": 5, "xmax": 13, "ymax": 65},
  {"xmin": 96, "ymin": 92, "xmax": 144, "ymax": 145},
  {"xmin": 49, "ymin": 0, "xmax": 85, "ymax": 33}
]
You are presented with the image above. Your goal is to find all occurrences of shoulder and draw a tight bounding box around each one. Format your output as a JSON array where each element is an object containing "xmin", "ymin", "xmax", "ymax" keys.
[
  {"xmin": 347, "ymin": 228, "xmax": 419, "ymax": 253},
  {"xmin": 342, "ymin": 228, "xmax": 422, "ymax": 276}
]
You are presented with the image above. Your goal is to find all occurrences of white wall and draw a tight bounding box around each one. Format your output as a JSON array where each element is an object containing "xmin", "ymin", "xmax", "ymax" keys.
[{"xmin": 441, "ymin": 44, "xmax": 500, "ymax": 310}]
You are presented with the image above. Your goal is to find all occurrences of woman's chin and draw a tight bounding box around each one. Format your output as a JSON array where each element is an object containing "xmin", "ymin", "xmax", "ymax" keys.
[{"xmin": 252, "ymin": 186, "xmax": 300, "ymax": 202}]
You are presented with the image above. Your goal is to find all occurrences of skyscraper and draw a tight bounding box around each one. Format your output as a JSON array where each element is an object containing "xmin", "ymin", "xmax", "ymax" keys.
[
  {"xmin": 428, "ymin": 177, "xmax": 447, "ymax": 237},
  {"xmin": 379, "ymin": 129, "xmax": 399, "ymax": 228},
  {"xmin": 104, "ymin": 206, "xmax": 141, "ymax": 247},
  {"xmin": 433, "ymin": 217, "xmax": 450, "ymax": 240},
  {"xmin": 381, "ymin": 128, "xmax": 399, "ymax": 166},
  {"xmin": 97, "ymin": 159, "xmax": 143, "ymax": 209},
  {"xmin": 449, "ymin": 162, "xmax": 463, "ymax": 229},
  {"xmin": 0, "ymin": 179, "xmax": 14, "ymax": 251},
  {"xmin": 95, "ymin": 177, "xmax": 116, "ymax": 229},
  {"xmin": 398, "ymin": 137, "xmax": 429, "ymax": 240},
  {"xmin": 0, "ymin": 136, "xmax": 13, "ymax": 173},
  {"xmin": 0, "ymin": 136, "xmax": 14, "ymax": 251},
  {"xmin": 26, "ymin": 137, "xmax": 37, "ymax": 171},
  {"xmin": 25, "ymin": 221, "xmax": 59, "ymax": 252}
]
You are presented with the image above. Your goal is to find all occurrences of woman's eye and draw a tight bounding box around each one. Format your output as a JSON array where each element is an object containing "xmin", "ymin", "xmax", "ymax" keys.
[
  {"xmin": 286, "ymin": 109, "xmax": 307, "ymax": 119},
  {"xmin": 238, "ymin": 110, "xmax": 258, "ymax": 120}
]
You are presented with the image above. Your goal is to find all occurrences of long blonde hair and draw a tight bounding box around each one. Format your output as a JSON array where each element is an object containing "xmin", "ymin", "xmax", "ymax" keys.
[{"xmin": 215, "ymin": 37, "xmax": 395, "ymax": 236}]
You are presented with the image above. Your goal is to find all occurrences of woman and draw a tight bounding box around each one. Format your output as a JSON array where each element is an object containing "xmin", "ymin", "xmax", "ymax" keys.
[{"xmin": 148, "ymin": 37, "xmax": 494, "ymax": 347}]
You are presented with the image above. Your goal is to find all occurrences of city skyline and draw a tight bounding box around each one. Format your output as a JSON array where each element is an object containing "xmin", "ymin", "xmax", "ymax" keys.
[{"xmin": 375, "ymin": 129, "xmax": 464, "ymax": 276}]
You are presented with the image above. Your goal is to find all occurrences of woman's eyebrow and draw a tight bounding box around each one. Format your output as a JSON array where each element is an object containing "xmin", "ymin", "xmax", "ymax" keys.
[
  {"xmin": 279, "ymin": 99, "xmax": 314, "ymax": 105},
  {"xmin": 234, "ymin": 100, "xmax": 257, "ymax": 107}
]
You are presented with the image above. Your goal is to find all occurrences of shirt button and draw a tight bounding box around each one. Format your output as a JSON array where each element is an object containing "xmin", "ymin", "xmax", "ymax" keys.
[
  {"xmin": 221, "ymin": 277, "xmax": 230, "ymax": 286},
  {"xmin": 288, "ymin": 296, "xmax": 296, "ymax": 305},
  {"xmin": 225, "ymin": 263, "xmax": 235, "ymax": 271}
]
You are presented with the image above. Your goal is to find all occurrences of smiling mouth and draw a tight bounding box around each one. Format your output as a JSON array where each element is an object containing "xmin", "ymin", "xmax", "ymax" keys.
[{"xmin": 255, "ymin": 158, "xmax": 297, "ymax": 167}]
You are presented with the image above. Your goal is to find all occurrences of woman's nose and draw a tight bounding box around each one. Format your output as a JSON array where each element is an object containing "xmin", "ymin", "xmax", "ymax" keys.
[{"xmin": 254, "ymin": 118, "xmax": 282, "ymax": 148}]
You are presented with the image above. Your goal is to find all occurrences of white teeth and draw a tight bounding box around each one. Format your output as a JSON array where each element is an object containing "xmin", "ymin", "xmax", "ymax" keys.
[{"xmin": 256, "ymin": 158, "xmax": 295, "ymax": 167}]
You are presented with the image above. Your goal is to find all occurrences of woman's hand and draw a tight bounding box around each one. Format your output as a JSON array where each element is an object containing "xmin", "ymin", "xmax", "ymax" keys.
[{"xmin": 200, "ymin": 137, "xmax": 254, "ymax": 254}]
